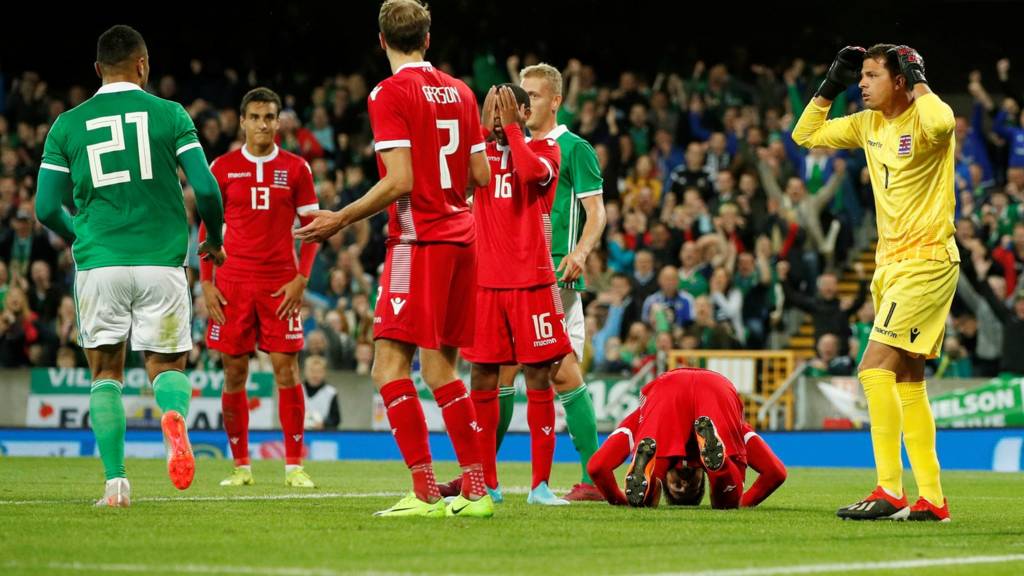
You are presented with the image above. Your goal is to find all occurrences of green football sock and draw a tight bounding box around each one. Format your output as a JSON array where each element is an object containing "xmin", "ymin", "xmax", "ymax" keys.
[
  {"xmin": 90, "ymin": 379, "xmax": 126, "ymax": 481},
  {"xmin": 153, "ymin": 370, "xmax": 191, "ymax": 418},
  {"xmin": 559, "ymin": 384, "xmax": 599, "ymax": 484},
  {"xmin": 495, "ymin": 385, "xmax": 516, "ymax": 451}
]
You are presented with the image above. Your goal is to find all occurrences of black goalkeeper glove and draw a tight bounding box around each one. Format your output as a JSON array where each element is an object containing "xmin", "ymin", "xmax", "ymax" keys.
[
  {"xmin": 816, "ymin": 46, "xmax": 866, "ymax": 101},
  {"xmin": 888, "ymin": 45, "xmax": 927, "ymax": 88}
]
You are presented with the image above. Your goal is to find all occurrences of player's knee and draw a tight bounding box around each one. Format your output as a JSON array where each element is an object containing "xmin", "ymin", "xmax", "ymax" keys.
[{"xmin": 586, "ymin": 456, "xmax": 607, "ymax": 479}]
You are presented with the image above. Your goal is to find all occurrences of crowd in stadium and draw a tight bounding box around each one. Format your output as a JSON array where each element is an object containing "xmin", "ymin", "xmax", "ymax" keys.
[{"xmin": 2, "ymin": 52, "xmax": 1024, "ymax": 378}]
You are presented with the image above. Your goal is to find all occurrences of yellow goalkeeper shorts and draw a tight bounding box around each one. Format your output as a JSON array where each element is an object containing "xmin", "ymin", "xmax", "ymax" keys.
[{"xmin": 869, "ymin": 258, "xmax": 959, "ymax": 359}]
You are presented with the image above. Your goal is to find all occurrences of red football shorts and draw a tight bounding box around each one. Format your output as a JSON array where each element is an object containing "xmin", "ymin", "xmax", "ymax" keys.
[
  {"xmin": 206, "ymin": 278, "xmax": 304, "ymax": 355},
  {"xmin": 462, "ymin": 283, "xmax": 572, "ymax": 365},
  {"xmin": 374, "ymin": 241, "xmax": 477, "ymax": 349}
]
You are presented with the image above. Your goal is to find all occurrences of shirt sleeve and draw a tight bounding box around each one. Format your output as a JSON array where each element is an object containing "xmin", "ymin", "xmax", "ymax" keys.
[
  {"xmin": 173, "ymin": 104, "xmax": 203, "ymax": 157},
  {"xmin": 40, "ymin": 116, "xmax": 71, "ymax": 174},
  {"xmin": 293, "ymin": 160, "xmax": 320, "ymax": 216},
  {"xmin": 536, "ymin": 139, "xmax": 561, "ymax": 188},
  {"xmin": 368, "ymin": 82, "xmax": 412, "ymax": 152},
  {"xmin": 464, "ymin": 87, "xmax": 487, "ymax": 155},
  {"xmin": 791, "ymin": 100, "xmax": 864, "ymax": 150},
  {"xmin": 914, "ymin": 92, "xmax": 955, "ymax": 147},
  {"xmin": 570, "ymin": 140, "xmax": 604, "ymax": 198}
]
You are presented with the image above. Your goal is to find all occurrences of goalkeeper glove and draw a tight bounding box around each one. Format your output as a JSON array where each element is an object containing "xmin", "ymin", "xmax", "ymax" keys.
[{"xmin": 816, "ymin": 46, "xmax": 866, "ymax": 101}]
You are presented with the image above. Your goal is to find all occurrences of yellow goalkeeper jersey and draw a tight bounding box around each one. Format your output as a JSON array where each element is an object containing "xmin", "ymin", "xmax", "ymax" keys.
[{"xmin": 792, "ymin": 93, "xmax": 959, "ymax": 266}]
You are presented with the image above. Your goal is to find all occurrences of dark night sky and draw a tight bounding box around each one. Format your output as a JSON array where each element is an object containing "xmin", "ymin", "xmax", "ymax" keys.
[{"xmin": 3, "ymin": 1, "xmax": 1023, "ymax": 94}]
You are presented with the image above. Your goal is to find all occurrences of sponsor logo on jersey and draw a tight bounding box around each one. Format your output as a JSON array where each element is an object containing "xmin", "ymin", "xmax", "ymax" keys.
[
  {"xmin": 285, "ymin": 333, "xmax": 303, "ymax": 340},
  {"xmin": 910, "ymin": 327, "xmax": 921, "ymax": 343},
  {"xmin": 470, "ymin": 421, "xmax": 483, "ymax": 433},
  {"xmin": 390, "ymin": 297, "xmax": 407, "ymax": 315},
  {"xmin": 228, "ymin": 172, "xmax": 252, "ymax": 178},
  {"xmin": 274, "ymin": 170, "xmax": 289, "ymax": 187},
  {"xmin": 542, "ymin": 426, "xmax": 552, "ymax": 436},
  {"xmin": 533, "ymin": 337, "xmax": 558, "ymax": 348},
  {"xmin": 867, "ymin": 140, "xmax": 882, "ymax": 149},
  {"xmin": 898, "ymin": 134, "xmax": 913, "ymax": 156},
  {"xmin": 210, "ymin": 324, "xmax": 221, "ymax": 341}
]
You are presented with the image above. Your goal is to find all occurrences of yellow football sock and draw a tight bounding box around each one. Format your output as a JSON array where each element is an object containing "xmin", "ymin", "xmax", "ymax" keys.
[
  {"xmin": 897, "ymin": 381, "xmax": 943, "ymax": 505},
  {"xmin": 859, "ymin": 368, "xmax": 903, "ymax": 496}
]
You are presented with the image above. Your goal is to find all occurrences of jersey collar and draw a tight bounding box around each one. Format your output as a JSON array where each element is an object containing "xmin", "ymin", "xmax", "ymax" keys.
[
  {"xmin": 395, "ymin": 61, "xmax": 434, "ymax": 75},
  {"xmin": 242, "ymin": 144, "xmax": 280, "ymax": 164},
  {"xmin": 544, "ymin": 124, "xmax": 569, "ymax": 141},
  {"xmin": 95, "ymin": 82, "xmax": 145, "ymax": 95}
]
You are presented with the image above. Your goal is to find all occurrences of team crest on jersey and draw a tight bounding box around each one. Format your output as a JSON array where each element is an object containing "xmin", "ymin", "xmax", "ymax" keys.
[
  {"xmin": 273, "ymin": 170, "xmax": 289, "ymax": 187},
  {"xmin": 898, "ymin": 134, "xmax": 912, "ymax": 156}
]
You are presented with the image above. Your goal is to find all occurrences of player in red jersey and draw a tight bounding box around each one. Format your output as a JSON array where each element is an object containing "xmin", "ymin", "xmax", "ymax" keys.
[
  {"xmin": 455, "ymin": 84, "xmax": 573, "ymax": 506},
  {"xmin": 198, "ymin": 87, "xmax": 320, "ymax": 489},
  {"xmin": 295, "ymin": 0, "xmax": 493, "ymax": 518},
  {"xmin": 586, "ymin": 368, "xmax": 787, "ymax": 508}
]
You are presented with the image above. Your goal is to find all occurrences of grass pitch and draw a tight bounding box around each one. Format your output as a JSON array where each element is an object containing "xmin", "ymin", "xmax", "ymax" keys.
[{"xmin": 1, "ymin": 457, "xmax": 1023, "ymax": 575}]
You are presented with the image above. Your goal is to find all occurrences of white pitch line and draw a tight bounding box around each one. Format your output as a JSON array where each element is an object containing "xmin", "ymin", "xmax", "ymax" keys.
[
  {"xmin": 0, "ymin": 486, "xmax": 534, "ymax": 506},
  {"xmin": 649, "ymin": 554, "xmax": 1024, "ymax": 576},
  {"xmin": 5, "ymin": 555, "xmax": 1024, "ymax": 576}
]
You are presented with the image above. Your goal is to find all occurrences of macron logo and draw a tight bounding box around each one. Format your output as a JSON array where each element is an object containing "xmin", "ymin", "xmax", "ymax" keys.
[
  {"xmin": 470, "ymin": 421, "xmax": 483, "ymax": 433},
  {"xmin": 292, "ymin": 434, "xmax": 302, "ymax": 442},
  {"xmin": 542, "ymin": 426, "xmax": 553, "ymax": 436},
  {"xmin": 391, "ymin": 297, "xmax": 407, "ymax": 315}
]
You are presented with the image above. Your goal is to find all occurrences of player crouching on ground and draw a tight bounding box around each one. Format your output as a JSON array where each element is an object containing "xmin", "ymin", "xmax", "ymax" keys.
[{"xmin": 586, "ymin": 368, "xmax": 787, "ymax": 508}]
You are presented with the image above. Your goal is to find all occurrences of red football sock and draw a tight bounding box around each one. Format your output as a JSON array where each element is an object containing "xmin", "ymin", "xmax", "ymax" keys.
[
  {"xmin": 381, "ymin": 379, "xmax": 438, "ymax": 502},
  {"xmin": 708, "ymin": 456, "xmax": 747, "ymax": 509},
  {"xmin": 471, "ymin": 388, "xmax": 500, "ymax": 490},
  {"xmin": 433, "ymin": 380, "xmax": 486, "ymax": 498},
  {"xmin": 587, "ymin": 430, "xmax": 633, "ymax": 505},
  {"xmin": 222, "ymin": 389, "xmax": 250, "ymax": 466},
  {"xmin": 741, "ymin": 434, "xmax": 787, "ymax": 508},
  {"xmin": 277, "ymin": 384, "xmax": 306, "ymax": 466},
  {"xmin": 526, "ymin": 387, "xmax": 556, "ymax": 489}
]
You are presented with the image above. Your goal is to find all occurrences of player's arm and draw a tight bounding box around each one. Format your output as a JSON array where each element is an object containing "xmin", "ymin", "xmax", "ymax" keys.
[
  {"xmin": 791, "ymin": 47, "xmax": 865, "ymax": 150},
  {"xmin": 35, "ymin": 168, "xmax": 76, "ymax": 243},
  {"xmin": 496, "ymin": 87, "xmax": 554, "ymax": 186},
  {"xmin": 180, "ymin": 147, "xmax": 226, "ymax": 264},
  {"xmin": 35, "ymin": 118, "xmax": 76, "ymax": 243},
  {"xmin": 740, "ymin": 430, "xmax": 787, "ymax": 508},
  {"xmin": 274, "ymin": 163, "xmax": 321, "ymax": 319},
  {"xmin": 890, "ymin": 46, "xmax": 955, "ymax": 145},
  {"xmin": 468, "ymin": 87, "xmax": 492, "ymax": 188},
  {"xmin": 173, "ymin": 104, "xmax": 225, "ymax": 263},
  {"xmin": 295, "ymin": 148, "xmax": 412, "ymax": 242},
  {"xmin": 561, "ymin": 143, "xmax": 607, "ymax": 284}
]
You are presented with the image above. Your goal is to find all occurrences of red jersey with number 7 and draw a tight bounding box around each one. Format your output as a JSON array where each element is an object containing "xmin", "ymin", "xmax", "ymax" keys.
[
  {"xmin": 368, "ymin": 61, "xmax": 485, "ymax": 246},
  {"xmin": 206, "ymin": 145, "xmax": 319, "ymax": 285}
]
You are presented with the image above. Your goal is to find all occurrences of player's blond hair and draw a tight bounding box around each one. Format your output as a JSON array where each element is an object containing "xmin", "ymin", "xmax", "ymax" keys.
[
  {"xmin": 379, "ymin": 0, "xmax": 431, "ymax": 54},
  {"xmin": 520, "ymin": 63, "xmax": 563, "ymax": 97}
]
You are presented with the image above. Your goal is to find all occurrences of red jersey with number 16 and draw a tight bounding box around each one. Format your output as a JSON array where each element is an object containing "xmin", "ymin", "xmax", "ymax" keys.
[
  {"xmin": 368, "ymin": 61, "xmax": 485, "ymax": 246},
  {"xmin": 474, "ymin": 127, "xmax": 561, "ymax": 289},
  {"xmin": 208, "ymin": 145, "xmax": 319, "ymax": 285}
]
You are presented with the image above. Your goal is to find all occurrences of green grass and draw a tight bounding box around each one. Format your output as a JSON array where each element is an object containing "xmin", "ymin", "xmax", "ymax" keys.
[{"xmin": 1, "ymin": 458, "xmax": 1023, "ymax": 575}]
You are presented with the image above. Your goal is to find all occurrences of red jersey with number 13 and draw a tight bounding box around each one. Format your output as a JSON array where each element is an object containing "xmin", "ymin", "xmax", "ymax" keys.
[
  {"xmin": 368, "ymin": 61, "xmax": 485, "ymax": 246},
  {"xmin": 208, "ymin": 145, "xmax": 319, "ymax": 285}
]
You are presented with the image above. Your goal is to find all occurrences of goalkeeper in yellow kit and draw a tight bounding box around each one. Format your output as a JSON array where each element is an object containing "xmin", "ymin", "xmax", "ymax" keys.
[{"xmin": 793, "ymin": 44, "xmax": 955, "ymax": 522}]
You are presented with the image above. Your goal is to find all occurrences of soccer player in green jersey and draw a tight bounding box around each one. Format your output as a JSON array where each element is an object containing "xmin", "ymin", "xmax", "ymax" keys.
[
  {"xmin": 495, "ymin": 63, "xmax": 608, "ymax": 501},
  {"xmin": 34, "ymin": 25, "xmax": 226, "ymax": 507}
]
